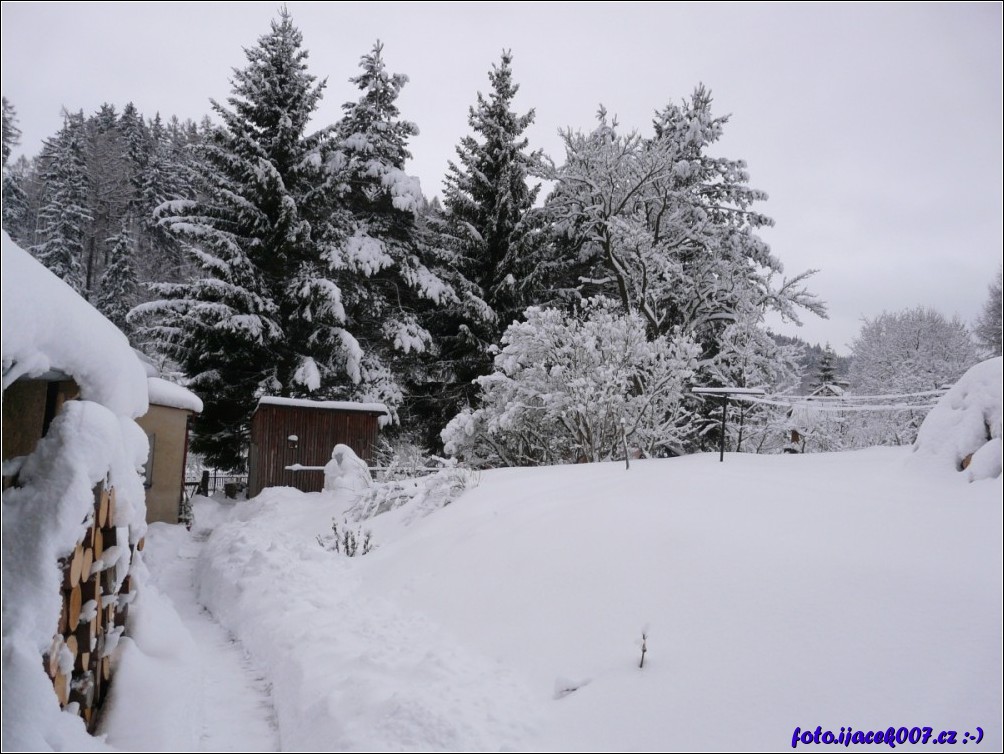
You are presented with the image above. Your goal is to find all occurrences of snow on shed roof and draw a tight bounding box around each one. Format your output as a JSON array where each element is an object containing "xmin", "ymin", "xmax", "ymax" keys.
[
  {"xmin": 1, "ymin": 232, "xmax": 148, "ymax": 418},
  {"xmin": 256, "ymin": 396, "xmax": 389, "ymax": 415},
  {"xmin": 148, "ymin": 377, "xmax": 203, "ymax": 413}
]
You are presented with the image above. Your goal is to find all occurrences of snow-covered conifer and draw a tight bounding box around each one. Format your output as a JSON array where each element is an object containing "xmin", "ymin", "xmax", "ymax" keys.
[
  {"xmin": 333, "ymin": 41, "xmax": 454, "ymax": 422},
  {"xmin": 426, "ymin": 51, "xmax": 545, "ymax": 435},
  {"xmin": 974, "ymin": 268, "xmax": 1002, "ymax": 357},
  {"xmin": 133, "ymin": 10, "xmax": 343, "ymax": 469},
  {"xmin": 30, "ymin": 111, "xmax": 92, "ymax": 293},
  {"xmin": 1, "ymin": 97, "xmax": 28, "ymax": 241},
  {"xmin": 95, "ymin": 220, "xmax": 139, "ymax": 335}
]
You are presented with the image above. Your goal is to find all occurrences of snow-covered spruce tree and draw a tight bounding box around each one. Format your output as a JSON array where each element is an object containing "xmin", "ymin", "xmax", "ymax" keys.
[
  {"xmin": 442, "ymin": 298, "xmax": 700, "ymax": 467},
  {"xmin": 810, "ymin": 343, "xmax": 846, "ymax": 390},
  {"xmin": 132, "ymin": 113, "xmax": 200, "ymax": 287},
  {"xmin": 974, "ymin": 267, "xmax": 1002, "ymax": 357},
  {"xmin": 423, "ymin": 51, "xmax": 546, "ymax": 442},
  {"xmin": 133, "ymin": 11, "xmax": 343, "ymax": 469},
  {"xmin": 84, "ymin": 103, "xmax": 135, "ymax": 294},
  {"xmin": 134, "ymin": 15, "xmax": 452, "ymax": 470},
  {"xmin": 95, "ymin": 219, "xmax": 139, "ymax": 335},
  {"xmin": 333, "ymin": 41, "xmax": 454, "ymax": 421},
  {"xmin": 1, "ymin": 96, "xmax": 19, "ymax": 167},
  {"xmin": 1, "ymin": 97, "xmax": 28, "ymax": 241},
  {"xmin": 30, "ymin": 110, "xmax": 92, "ymax": 293},
  {"xmin": 544, "ymin": 89, "xmax": 825, "ymax": 451},
  {"xmin": 847, "ymin": 307, "xmax": 980, "ymax": 446}
]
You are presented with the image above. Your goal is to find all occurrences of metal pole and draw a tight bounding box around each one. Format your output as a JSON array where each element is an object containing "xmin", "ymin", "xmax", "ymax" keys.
[{"xmin": 719, "ymin": 396, "xmax": 727, "ymax": 462}]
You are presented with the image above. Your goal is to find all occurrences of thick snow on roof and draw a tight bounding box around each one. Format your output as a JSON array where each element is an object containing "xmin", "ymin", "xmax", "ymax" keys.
[
  {"xmin": 1, "ymin": 232, "xmax": 148, "ymax": 418},
  {"xmin": 133, "ymin": 348, "xmax": 161, "ymax": 378},
  {"xmin": 148, "ymin": 377, "xmax": 203, "ymax": 413},
  {"xmin": 913, "ymin": 356, "xmax": 1002, "ymax": 481},
  {"xmin": 257, "ymin": 396, "xmax": 389, "ymax": 415}
]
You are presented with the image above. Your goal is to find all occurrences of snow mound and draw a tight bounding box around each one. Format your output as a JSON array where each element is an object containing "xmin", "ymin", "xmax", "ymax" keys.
[
  {"xmin": 913, "ymin": 357, "xmax": 1002, "ymax": 481},
  {"xmin": 1, "ymin": 232, "xmax": 148, "ymax": 418},
  {"xmin": 323, "ymin": 443, "xmax": 372, "ymax": 495}
]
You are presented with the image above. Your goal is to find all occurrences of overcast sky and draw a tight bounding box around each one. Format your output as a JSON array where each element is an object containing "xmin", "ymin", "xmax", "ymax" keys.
[{"xmin": 2, "ymin": 2, "xmax": 1001, "ymax": 353}]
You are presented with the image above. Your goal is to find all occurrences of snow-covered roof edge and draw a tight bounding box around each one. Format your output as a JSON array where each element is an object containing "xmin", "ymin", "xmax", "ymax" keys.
[
  {"xmin": 1, "ymin": 232, "xmax": 148, "ymax": 418},
  {"xmin": 256, "ymin": 396, "xmax": 389, "ymax": 415},
  {"xmin": 147, "ymin": 377, "xmax": 204, "ymax": 413}
]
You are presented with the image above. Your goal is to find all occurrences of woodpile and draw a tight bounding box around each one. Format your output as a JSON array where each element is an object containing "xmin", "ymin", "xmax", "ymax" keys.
[{"xmin": 42, "ymin": 481, "xmax": 135, "ymax": 731}]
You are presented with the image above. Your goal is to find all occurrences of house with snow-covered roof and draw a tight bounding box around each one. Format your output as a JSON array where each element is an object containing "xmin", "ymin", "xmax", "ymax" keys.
[{"xmin": 247, "ymin": 396, "xmax": 389, "ymax": 497}]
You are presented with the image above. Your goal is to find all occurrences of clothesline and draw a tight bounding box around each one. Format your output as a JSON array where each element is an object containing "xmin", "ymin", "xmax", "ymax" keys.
[{"xmin": 730, "ymin": 395, "xmax": 938, "ymax": 413}]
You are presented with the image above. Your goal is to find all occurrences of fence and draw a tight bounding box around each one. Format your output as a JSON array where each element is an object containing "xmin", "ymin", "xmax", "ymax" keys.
[{"xmin": 185, "ymin": 470, "xmax": 249, "ymax": 500}]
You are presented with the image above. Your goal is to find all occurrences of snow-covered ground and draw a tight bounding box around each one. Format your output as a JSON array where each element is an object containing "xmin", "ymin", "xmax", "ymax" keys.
[
  {"xmin": 98, "ymin": 517, "xmax": 279, "ymax": 751},
  {"xmin": 105, "ymin": 444, "xmax": 1001, "ymax": 751}
]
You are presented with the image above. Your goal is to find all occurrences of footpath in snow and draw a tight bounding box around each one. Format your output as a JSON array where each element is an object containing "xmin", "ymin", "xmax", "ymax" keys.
[{"xmin": 99, "ymin": 506, "xmax": 279, "ymax": 751}]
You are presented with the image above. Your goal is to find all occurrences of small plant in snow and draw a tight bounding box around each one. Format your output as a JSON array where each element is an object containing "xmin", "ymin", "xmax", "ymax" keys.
[
  {"xmin": 639, "ymin": 631, "xmax": 648, "ymax": 669},
  {"xmin": 317, "ymin": 518, "xmax": 375, "ymax": 556}
]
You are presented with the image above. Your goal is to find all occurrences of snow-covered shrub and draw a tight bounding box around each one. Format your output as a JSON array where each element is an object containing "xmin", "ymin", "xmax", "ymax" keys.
[
  {"xmin": 913, "ymin": 357, "xmax": 1002, "ymax": 481},
  {"xmin": 442, "ymin": 298, "xmax": 699, "ymax": 466},
  {"xmin": 370, "ymin": 435, "xmax": 437, "ymax": 482},
  {"xmin": 347, "ymin": 462, "xmax": 480, "ymax": 523}
]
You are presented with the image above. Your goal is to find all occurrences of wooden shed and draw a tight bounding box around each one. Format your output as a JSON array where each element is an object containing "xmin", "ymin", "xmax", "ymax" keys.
[
  {"xmin": 135, "ymin": 377, "xmax": 203, "ymax": 524},
  {"xmin": 247, "ymin": 397, "xmax": 388, "ymax": 497}
]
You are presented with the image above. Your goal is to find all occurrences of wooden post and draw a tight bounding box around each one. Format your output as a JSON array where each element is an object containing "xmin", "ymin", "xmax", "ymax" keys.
[
  {"xmin": 199, "ymin": 469, "xmax": 209, "ymax": 497},
  {"xmin": 719, "ymin": 396, "xmax": 728, "ymax": 463}
]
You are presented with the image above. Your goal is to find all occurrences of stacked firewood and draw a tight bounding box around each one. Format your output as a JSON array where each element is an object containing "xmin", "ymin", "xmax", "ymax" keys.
[{"xmin": 42, "ymin": 481, "xmax": 140, "ymax": 730}]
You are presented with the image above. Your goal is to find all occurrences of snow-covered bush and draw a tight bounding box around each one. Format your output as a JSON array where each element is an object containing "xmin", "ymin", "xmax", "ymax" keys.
[
  {"xmin": 913, "ymin": 357, "xmax": 1002, "ymax": 482},
  {"xmin": 347, "ymin": 462, "xmax": 479, "ymax": 523},
  {"xmin": 442, "ymin": 298, "xmax": 699, "ymax": 466}
]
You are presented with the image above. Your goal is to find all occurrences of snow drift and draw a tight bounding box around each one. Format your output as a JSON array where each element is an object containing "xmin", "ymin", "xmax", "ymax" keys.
[{"xmin": 913, "ymin": 356, "xmax": 1002, "ymax": 481}]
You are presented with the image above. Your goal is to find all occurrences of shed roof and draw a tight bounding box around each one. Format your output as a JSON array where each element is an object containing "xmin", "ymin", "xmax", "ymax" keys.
[
  {"xmin": 255, "ymin": 396, "xmax": 389, "ymax": 416},
  {"xmin": 148, "ymin": 377, "xmax": 203, "ymax": 413}
]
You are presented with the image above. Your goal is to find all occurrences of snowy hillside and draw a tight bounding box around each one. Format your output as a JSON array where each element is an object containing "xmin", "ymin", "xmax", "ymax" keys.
[{"xmin": 104, "ymin": 446, "xmax": 1001, "ymax": 751}]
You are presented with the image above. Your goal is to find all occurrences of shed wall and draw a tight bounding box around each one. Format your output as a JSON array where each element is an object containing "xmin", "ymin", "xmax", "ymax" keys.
[
  {"xmin": 247, "ymin": 405, "xmax": 379, "ymax": 497},
  {"xmin": 135, "ymin": 404, "xmax": 191, "ymax": 524}
]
